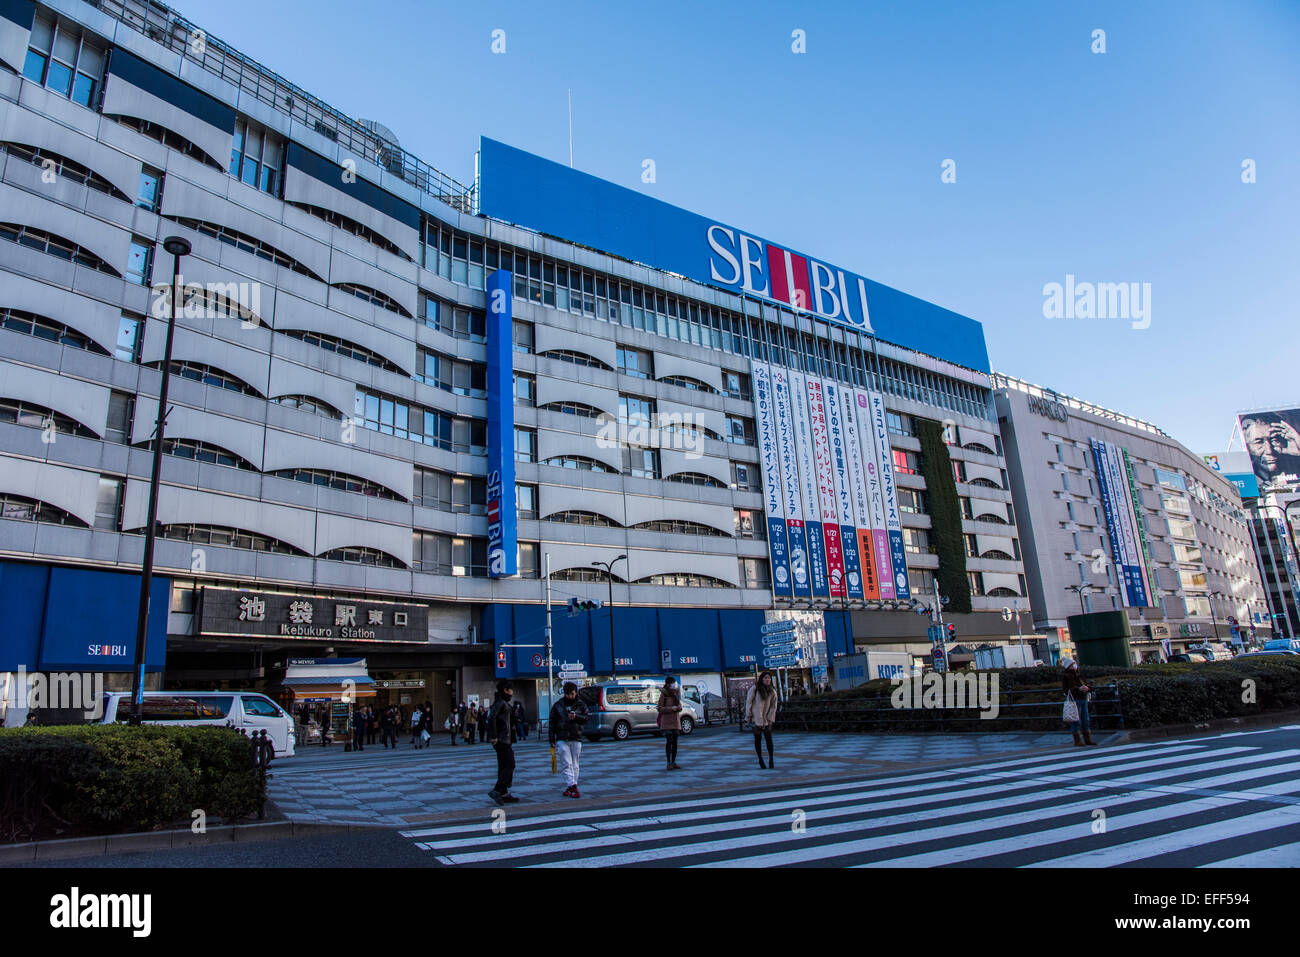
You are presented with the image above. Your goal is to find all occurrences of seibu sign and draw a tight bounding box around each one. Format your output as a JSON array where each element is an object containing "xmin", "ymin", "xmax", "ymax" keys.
[
  {"xmin": 706, "ymin": 226, "xmax": 873, "ymax": 332},
  {"xmin": 197, "ymin": 587, "xmax": 427, "ymax": 643}
]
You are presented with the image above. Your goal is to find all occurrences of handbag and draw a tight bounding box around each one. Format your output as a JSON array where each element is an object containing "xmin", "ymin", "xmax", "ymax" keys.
[
  {"xmin": 1062, "ymin": 694, "xmax": 1079, "ymax": 724},
  {"xmin": 420, "ymin": 729, "xmax": 430, "ymax": 742}
]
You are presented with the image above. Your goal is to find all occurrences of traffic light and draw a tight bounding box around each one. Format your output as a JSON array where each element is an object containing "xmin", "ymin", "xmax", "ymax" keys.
[
  {"xmin": 566, "ymin": 598, "xmax": 604, "ymax": 616},
  {"xmin": 496, "ymin": 650, "xmax": 506, "ymax": 670},
  {"xmin": 945, "ymin": 623, "xmax": 956, "ymax": 641}
]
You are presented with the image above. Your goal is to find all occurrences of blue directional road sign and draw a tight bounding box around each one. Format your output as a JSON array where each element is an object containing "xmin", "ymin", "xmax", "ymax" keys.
[
  {"xmin": 763, "ymin": 641, "xmax": 799, "ymax": 657},
  {"xmin": 926, "ymin": 624, "xmax": 944, "ymax": 643},
  {"xmin": 764, "ymin": 657, "xmax": 799, "ymax": 669},
  {"xmin": 760, "ymin": 620, "xmax": 797, "ymax": 636},
  {"xmin": 762, "ymin": 630, "xmax": 799, "ymax": 646}
]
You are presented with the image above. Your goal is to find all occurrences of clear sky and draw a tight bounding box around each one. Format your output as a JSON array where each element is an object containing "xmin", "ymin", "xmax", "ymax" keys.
[{"xmin": 176, "ymin": 0, "xmax": 1299, "ymax": 455}]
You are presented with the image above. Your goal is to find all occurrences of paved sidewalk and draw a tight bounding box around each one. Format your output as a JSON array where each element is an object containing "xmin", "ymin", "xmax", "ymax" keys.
[{"xmin": 268, "ymin": 727, "xmax": 1075, "ymax": 827}]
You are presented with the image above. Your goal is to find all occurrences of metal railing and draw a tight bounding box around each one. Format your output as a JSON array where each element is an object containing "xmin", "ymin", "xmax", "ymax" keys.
[
  {"xmin": 94, "ymin": 0, "xmax": 476, "ymax": 212},
  {"xmin": 775, "ymin": 683, "xmax": 1125, "ymax": 733}
]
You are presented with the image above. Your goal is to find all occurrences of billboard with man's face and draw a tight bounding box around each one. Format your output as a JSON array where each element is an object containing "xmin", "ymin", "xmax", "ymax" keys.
[{"xmin": 1239, "ymin": 409, "xmax": 1300, "ymax": 494}]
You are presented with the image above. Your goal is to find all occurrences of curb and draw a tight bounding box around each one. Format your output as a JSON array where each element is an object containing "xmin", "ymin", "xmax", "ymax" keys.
[
  {"xmin": 1111, "ymin": 709, "xmax": 1300, "ymax": 743},
  {"xmin": 0, "ymin": 819, "xmax": 384, "ymax": 864}
]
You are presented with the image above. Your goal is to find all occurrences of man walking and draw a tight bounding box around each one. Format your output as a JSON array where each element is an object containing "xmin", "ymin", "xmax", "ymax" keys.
[
  {"xmin": 487, "ymin": 680, "xmax": 519, "ymax": 805},
  {"xmin": 548, "ymin": 682, "xmax": 589, "ymax": 798}
]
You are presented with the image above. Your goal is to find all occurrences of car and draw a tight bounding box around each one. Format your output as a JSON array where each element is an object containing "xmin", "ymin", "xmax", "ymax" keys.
[
  {"xmin": 1236, "ymin": 649, "xmax": 1299, "ymax": 658},
  {"xmin": 100, "ymin": 691, "xmax": 297, "ymax": 756},
  {"xmin": 577, "ymin": 681, "xmax": 703, "ymax": 741}
]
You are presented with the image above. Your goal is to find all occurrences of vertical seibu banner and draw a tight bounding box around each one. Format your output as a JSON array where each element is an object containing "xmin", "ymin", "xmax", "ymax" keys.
[
  {"xmin": 854, "ymin": 390, "xmax": 895, "ymax": 599},
  {"xmin": 751, "ymin": 362, "xmax": 792, "ymax": 597},
  {"xmin": 839, "ymin": 382, "xmax": 879, "ymax": 599},
  {"xmin": 868, "ymin": 391, "xmax": 910, "ymax": 600},
  {"xmin": 485, "ymin": 269, "xmax": 517, "ymax": 576}
]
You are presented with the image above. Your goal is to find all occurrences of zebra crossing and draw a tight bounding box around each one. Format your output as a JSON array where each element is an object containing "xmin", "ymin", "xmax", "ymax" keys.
[{"xmin": 398, "ymin": 729, "xmax": 1300, "ymax": 867}]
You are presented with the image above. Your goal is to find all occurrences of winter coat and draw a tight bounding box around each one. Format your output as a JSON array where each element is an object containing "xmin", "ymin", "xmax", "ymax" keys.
[
  {"xmin": 548, "ymin": 697, "xmax": 590, "ymax": 743},
  {"xmin": 1062, "ymin": 667, "xmax": 1089, "ymax": 700},
  {"xmin": 656, "ymin": 687, "xmax": 682, "ymax": 731},
  {"xmin": 486, "ymin": 694, "xmax": 514, "ymax": 743},
  {"xmin": 745, "ymin": 685, "xmax": 779, "ymax": 727}
]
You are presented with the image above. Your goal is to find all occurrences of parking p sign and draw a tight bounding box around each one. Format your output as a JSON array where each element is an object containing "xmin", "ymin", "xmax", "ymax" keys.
[{"xmin": 661, "ymin": 649, "xmax": 671, "ymax": 670}]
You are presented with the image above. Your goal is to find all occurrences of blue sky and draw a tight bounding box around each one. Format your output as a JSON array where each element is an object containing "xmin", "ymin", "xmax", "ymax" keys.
[{"xmin": 177, "ymin": 0, "xmax": 1300, "ymax": 455}]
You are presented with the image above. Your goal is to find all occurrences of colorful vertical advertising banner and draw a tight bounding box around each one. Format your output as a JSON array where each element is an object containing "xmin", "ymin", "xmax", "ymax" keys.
[
  {"xmin": 769, "ymin": 365, "xmax": 811, "ymax": 598},
  {"xmin": 484, "ymin": 269, "xmax": 517, "ymax": 577},
  {"xmin": 750, "ymin": 361, "xmax": 792, "ymax": 598},
  {"xmin": 839, "ymin": 383, "xmax": 879, "ymax": 599},
  {"xmin": 1091, "ymin": 438, "xmax": 1152, "ymax": 607},
  {"xmin": 788, "ymin": 369, "xmax": 830, "ymax": 597},
  {"xmin": 869, "ymin": 391, "xmax": 910, "ymax": 600},
  {"xmin": 823, "ymin": 380, "xmax": 866, "ymax": 600},
  {"xmin": 807, "ymin": 378, "xmax": 847, "ymax": 598},
  {"xmin": 853, "ymin": 390, "xmax": 895, "ymax": 599},
  {"xmin": 1121, "ymin": 448, "xmax": 1158, "ymax": 605}
]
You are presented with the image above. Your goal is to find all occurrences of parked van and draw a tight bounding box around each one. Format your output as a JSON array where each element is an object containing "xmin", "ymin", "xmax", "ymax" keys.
[
  {"xmin": 577, "ymin": 681, "xmax": 703, "ymax": 741},
  {"xmin": 101, "ymin": 691, "xmax": 296, "ymax": 757}
]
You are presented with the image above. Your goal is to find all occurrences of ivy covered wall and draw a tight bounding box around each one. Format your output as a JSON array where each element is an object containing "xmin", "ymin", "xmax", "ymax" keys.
[{"xmin": 915, "ymin": 418, "xmax": 972, "ymax": 614}]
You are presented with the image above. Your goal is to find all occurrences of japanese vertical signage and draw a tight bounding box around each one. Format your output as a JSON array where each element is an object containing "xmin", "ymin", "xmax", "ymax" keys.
[
  {"xmin": 1122, "ymin": 448, "xmax": 1158, "ymax": 606},
  {"xmin": 1091, "ymin": 438, "xmax": 1152, "ymax": 607},
  {"xmin": 769, "ymin": 365, "xmax": 811, "ymax": 597},
  {"xmin": 750, "ymin": 361, "xmax": 908, "ymax": 603},
  {"xmin": 807, "ymin": 379, "xmax": 846, "ymax": 597},
  {"xmin": 751, "ymin": 362, "xmax": 792, "ymax": 597},
  {"xmin": 485, "ymin": 268, "xmax": 517, "ymax": 576},
  {"xmin": 854, "ymin": 390, "xmax": 895, "ymax": 599},
  {"xmin": 789, "ymin": 369, "xmax": 830, "ymax": 596},
  {"xmin": 824, "ymin": 380, "xmax": 865, "ymax": 600}
]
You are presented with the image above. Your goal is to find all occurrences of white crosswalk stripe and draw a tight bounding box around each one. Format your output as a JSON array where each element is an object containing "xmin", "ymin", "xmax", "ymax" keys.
[{"xmin": 398, "ymin": 737, "xmax": 1300, "ymax": 867}]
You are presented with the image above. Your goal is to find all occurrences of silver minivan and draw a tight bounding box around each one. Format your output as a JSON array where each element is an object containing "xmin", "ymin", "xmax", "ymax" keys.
[{"xmin": 577, "ymin": 681, "xmax": 702, "ymax": 741}]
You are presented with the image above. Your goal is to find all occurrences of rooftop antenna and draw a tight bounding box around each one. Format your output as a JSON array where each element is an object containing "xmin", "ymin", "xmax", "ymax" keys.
[{"xmin": 568, "ymin": 89, "xmax": 573, "ymax": 167}]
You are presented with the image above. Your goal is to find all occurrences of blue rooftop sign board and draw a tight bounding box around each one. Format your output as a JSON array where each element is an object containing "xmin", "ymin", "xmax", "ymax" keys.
[{"xmin": 478, "ymin": 137, "xmax": 990, "ymax": 374}]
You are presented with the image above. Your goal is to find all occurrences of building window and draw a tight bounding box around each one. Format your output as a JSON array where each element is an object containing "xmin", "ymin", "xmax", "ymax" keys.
[
  {"xmin": 617, "ymin": 347, "xmax": 653, "ymax": 379},
  {"xmin": 731, "ymin": 462, "xmax": 760, "ymax": 492},
  {"xmin": 623, "ymin": 446, "xmax": 661, "ymax": 479},
  {"xmin": 886, "ymin": 412, "xmax": 912, "ymax": 437},
  {"xmin": 157, "ymin": 437, "xmax": 256, "ymax": 470},
  {"xmin": 734, "ymin": 509, "xmax": 765, "ymax": 540},
  {"xmin": 0, "ymin": 307, "xmax": 107, "ymax": 355},
  {"xmin": 514, "ymin": 427, "xmax": 537, "ymax": 463},
  {"xmin": 514, "ymin": 373, "xmax": 535, "ymax": 407},
  {"xmin": 515, "ymin": 483, "xmax": 538, "ymax": 520},
  {"xmin": 318, "ymin": 546, "xmax": 403, "ymax": 568},
  {"xmin": 125, "ymin": 238, "xmax": 153, "ymax": 286},
  {"xmin": 903, "ymin": 528, "xmax": 930, "ymax": 554},
  {"xmin": 517, "ymin": 542, "xmax": 540, "ymax": 579},
  {"xmin": 94, "ymin": 477, "xmax": 121, "ymax": 530},
  {"xmin": 722, "ymin": 370, "xmax": 751, "ymax": 400},
  {"xmin": 738, "ymin": 558, "xmax": 771, "ymax": 590},
  {"xmin": 230, "ymin": 119, "xmax": 284, "ymax": 196},
  {"xmin": 105, "ymin": 392, "xmax": 133, "ymax": 443},
  {"xmin": 619, "ymin": 395, "xmax": 655, "ymax": 428},
  {"xmin": 512, "ymin": 320, "xmax": 534, "ymax": 354},
  {"xmin": 24, "ymin": 14, "xmax": 105, "ymax": 107},
  {"xmin": 0, "ymin": 493, "xmax": 86, "ymax": 527},
  {"xmin": 136, "ymin": 167, "xmax": 163, "ymax": 212},
  {"xmin": 725, "ymin": 415, "xmax": 756, "ymax": 446},
  {"xmin": 897, "ymin": 487, "xmax": 927, "ymax": 515},
  {"xmin": 892, "ymin": 449, "xmax": 919, "ymax": 475},
  {"xmin": 270, "ymin": 467, "xmax": 401, "ymax": 499},
  {"xmin": 0, "ymin": 223, "xmax": 118, "ymax": 275},
  {"xmin": 667, "ymin": 472, "xmax": 727, "ymax": 489},
  {"xmin": 542, "ymin": 455, "xmax": 614, "ymax": 473},
  {"xmin": 0, "ymin": 398, "xmax": 95, "ymax": 437}
]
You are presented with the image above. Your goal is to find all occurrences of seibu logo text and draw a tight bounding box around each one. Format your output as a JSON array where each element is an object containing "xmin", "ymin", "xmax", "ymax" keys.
[
  {"xmin": 88, "ymin": 644, "xmax": 128, "ymax": 657},
  {"xmin": 706, "ymin": 226, "xmax": 874, "ymax": 332}
]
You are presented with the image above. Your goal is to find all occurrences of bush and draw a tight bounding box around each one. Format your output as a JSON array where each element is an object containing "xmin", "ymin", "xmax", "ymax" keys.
[
  {"xmin": 777, "ymin": 658, "xmax": 1300, "ymax": 733},
  {"xmin": 0, "ymin": 725, "xmax": 265, "ymax": 843}
]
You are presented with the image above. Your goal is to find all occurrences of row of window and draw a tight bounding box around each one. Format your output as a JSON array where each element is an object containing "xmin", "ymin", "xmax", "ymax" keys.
[{"xmin": 354, "ymin": 387, "xmax": 486, "ymax": 453}]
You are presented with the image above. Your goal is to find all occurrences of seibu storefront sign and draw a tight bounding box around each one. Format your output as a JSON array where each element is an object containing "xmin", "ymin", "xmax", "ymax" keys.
[{"xmin": 197, "ymin": 588, "xmax": 428, "ymax": 643}]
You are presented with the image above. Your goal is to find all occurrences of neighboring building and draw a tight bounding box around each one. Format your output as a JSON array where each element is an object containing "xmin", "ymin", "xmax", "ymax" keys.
[
  {"xmin": 0, "ymin": 0, "xmax": 1031, "ymax": 724},
  {"xmin": 994, "ymin": 375, "xmax": 1272, "ymax": 663}
]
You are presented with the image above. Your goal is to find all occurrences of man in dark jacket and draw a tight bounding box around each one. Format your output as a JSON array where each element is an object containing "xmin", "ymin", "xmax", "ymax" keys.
[
  {"xmin": 487, "ymin": 681, "xmax": 519, "ymax": 804},
  {"xmin": 548, "ymin": 682, "xmax": 589, "ymax": 798}
]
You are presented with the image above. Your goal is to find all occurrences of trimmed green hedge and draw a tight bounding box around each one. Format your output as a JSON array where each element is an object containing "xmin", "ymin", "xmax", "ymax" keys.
[
  {"xmin": 776, "ymin": 658, "xmax": 1300, "ymax": 732},
  {"xmin": 0, "ymin": 725, "xmax": 265, "ymax": 843},
  {"xmin": 915, "ymin": 418, "xmax": 971, "ymax": 614}
]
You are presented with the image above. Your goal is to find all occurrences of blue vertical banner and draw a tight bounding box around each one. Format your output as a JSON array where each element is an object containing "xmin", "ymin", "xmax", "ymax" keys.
[
  {"xmin": 485, "ymin": 269, "xmax": 517, "ymax": 577},
  {"xmin": 771, "ymin": 366, "xmax": 812, "ymax": 598},
  {"xmin": 751, "ymin": 361, "xmax": 793, "ymax": 598}
]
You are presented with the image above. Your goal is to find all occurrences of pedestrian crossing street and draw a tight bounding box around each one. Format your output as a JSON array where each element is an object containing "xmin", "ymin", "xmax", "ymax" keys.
[{"xmin": 398, "ymin": 729, "xmax": 1300, "ymax": 867}]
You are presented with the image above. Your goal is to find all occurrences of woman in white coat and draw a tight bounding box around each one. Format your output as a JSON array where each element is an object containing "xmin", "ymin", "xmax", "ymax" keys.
[{"xmin": 745, "ymin": 671, "xmax": 779, "ymax": 769}]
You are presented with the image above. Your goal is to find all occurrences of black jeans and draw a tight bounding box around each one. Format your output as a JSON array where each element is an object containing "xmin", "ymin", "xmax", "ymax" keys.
[
  {"xmin": 753, "ymin": 727, "xmax": 774, "ymax": 760},
  {"xmin": 664, "ymin": 730, "xmax": 679, "ymax": 765},
  {"xmin": 493, "ymin": 741, "xmax": 515, "ymax": 793}
]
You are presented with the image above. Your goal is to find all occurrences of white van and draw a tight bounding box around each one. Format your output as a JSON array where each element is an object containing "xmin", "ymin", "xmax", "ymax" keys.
[{"xmin": 101, "ymin": 691, "xmax": 296, "ymax": 757}]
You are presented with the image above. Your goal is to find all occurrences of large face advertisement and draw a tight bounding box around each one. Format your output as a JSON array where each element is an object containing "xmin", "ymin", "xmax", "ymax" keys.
[{"xmin": 1239, "ymin": 409, "xmax": 1300, "ymax": 494}]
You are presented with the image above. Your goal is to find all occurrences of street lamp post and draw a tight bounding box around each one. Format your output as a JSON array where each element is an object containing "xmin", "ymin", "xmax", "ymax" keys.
[
  {"xmin": 591, "ymin": 554, "xmax": 627, "ymax": 678},
  {"xmin": 1065, "ymin": 584, "xmax": 1091, "ymax": 616},
  {"xmin": 129, "ymin": 236, "xmax": 191, "ymax": 725}
]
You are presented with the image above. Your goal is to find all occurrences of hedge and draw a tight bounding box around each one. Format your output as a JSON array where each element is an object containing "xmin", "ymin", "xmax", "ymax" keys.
[
  {"xmin": 0, "ymin": 725, "xmax": 266, "ymax": 843},
  {"xmin": 776, "ymin": 658, "xmax": 1300, "ymax": 733},
  {"xmin": 914, "ymin": 417, "xmax": 971, "ymax": 614}
]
